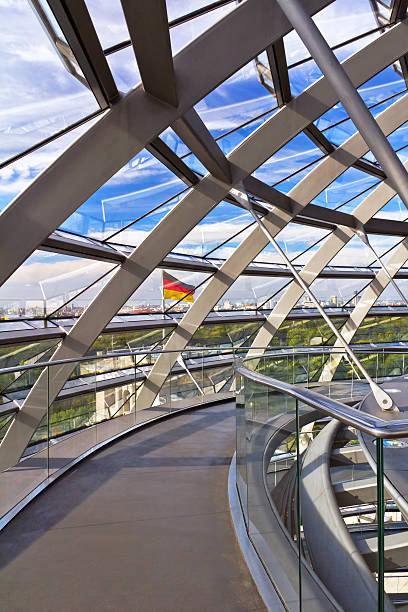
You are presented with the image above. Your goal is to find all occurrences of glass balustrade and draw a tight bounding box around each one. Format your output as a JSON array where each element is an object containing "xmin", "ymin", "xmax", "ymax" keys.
[
  {"xmin": 0, "ymin": 347, "xmax": 235, "ymax": 524},
  {"xmin": 1, "ymin": 341, "xmax": 408, "ymax": 612},
  {"xmin": 234, "ymin": 353, "xmax": 408, "ymax": 611}
]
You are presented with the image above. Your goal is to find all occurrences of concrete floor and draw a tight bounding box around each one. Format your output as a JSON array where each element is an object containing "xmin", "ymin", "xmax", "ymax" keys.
[{"xmin": 0, "ymin": 401, "xmax": 266, "ymax": 612}]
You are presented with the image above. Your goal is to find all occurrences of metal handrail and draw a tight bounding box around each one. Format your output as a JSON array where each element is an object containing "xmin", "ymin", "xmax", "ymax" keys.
[
  {"xmin": 1, "ymin": 342, "xmax": 408, "ymax": 375},
  {"xmin": 235, "ymin": 363, "xmax": 408, "ymax": 439}
]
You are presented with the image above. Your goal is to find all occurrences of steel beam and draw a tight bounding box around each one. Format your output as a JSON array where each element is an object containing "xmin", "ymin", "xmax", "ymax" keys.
[
  {"xmin": 146, "ymin": 138, "xmax": 199, "ymax": 186},
  {"xmin": 172, "ymin": 108, "xmax": 232, "ymax": 183},
  {"xmin": 303, "ymin": 123, "xmax": 335, "ymax": 154},
  {"xmin": 320, "ymin": 237, "xmax": 408, "ymax": 381},
  {"xmin": 248, "ymin": 164, "xmax": 408, "ymax": 360},
  {"xmin": 47, "ymin": 0, "xmax": 118, "ymax": 106},
  {"xmin": 277, "ymin": 0, "xmax": 408, "ymax": 209},
  {"xmin": 42, "ymin": 232, "xmax": 126, "ymax": 263},
  {"xmin": 136, "ymin": 93, "xmax": 408, "ymax": 411},
  {"xmin": 2, "ymin": 11, "xmax": 408, "ymax": 470},
  {"xmin": 353, "ymin": 158, "xmax": 386, "ymax": 180},
  {"xmin": 0, "ymin": 0, "xmax": 333, "ymax": 292},
  {"xmin": 0, "ymin": 6, "xmax": 403, "ymax": 293},
  {"xmin": 302, "ymin": 127, "xmax": 387, "ymax": 179},
  {"xmin": 121, "ymin": 0, "xmax": 177, "ymax": 107},
  {"xmin": 266, "ymin": 39, "xmax": 292, "ymax": 106},
  {"xmin": 390, "ymin": 0, "xmax": 408, "ymax": 22}
]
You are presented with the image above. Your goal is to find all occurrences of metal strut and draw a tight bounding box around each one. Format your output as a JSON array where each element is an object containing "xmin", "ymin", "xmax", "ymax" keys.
[
  {"xmin": 232, "ymin": 186, "xmax": 395, "ymax": 411},
  {"xmin": 353, "ymin": 224, "xmax": 408, "ymax": 309},
  {"xmin": 176, "ymin": 354, "xmax": 204, "ymax": 395},
  {"xmin": 276, "ymin": 0, "xmax": 408, "ymax": 210}
]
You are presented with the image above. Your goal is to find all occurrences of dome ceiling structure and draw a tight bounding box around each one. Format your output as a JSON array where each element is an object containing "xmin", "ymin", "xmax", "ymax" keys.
[{"xmin": 1, "ymin": 0, "xmax": 408, "ymax": 468}]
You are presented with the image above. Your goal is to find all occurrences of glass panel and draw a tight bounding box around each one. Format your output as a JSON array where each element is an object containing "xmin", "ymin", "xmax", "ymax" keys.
[
  {"xmin": 106, "ymin": 187, "xmax": 188, "ymax": 246},
  {"xmin": 0, "ymin": 364, "xmax": 49, "ymax": 521},
  {"xmin": 268, "ymin": 317, "xmax": 347, "ymax": 348},
  {"xmin": 50, "ymin": 266, "xmax": 118, "ymax": 319},
  {"xmin": 0, "ymin": 251, "xmax": 115, "ymax": 320},
  {"xmin": 234, "ymin": 355, "xmax": 397, "ymax": 609},
  {"xmin": 0, "ymin": 1, "xmax": 99, "ymax": 165},
  {"xmin": 169, "ymin": 4, "xmax": 233, "ymax": 54},
  {"xmin": 60, "ymin": 149, "xmax": 184, "ymax": 239},
  {"xmin": 48, "ymin": 361, "xmax": 97, "ymax": 474},
  {"xmin": 195, "ymin": 61, "xmax": 275, "ymax": 138},
  {"xmin": 0, "ymin": 118, "xmax": 99, "ymax": 215},
  {"xmin": 166, "ymin": 0, "xmax": 232, "ymax": 21},
  {"xmin": 106, "ymin": 45, "xmax": 140, "ymax": 92},
  {"xmin": 284, "ymin": 0, "xmax": 378, "ymax": 66},
  {"xmin": 236, "ymin": 363, "xmax": 301, "ymax": 604},
  {"xmin": 95, "ymin": 354, "xmax": 137, "ymax": 443},
  {"xmin": 175, "ymin": 201, "xmax": 253, "ymax": 257},
  {"xmin": 253, "ymin": 132, "xmax": 323, "ymax": 187},
  {"xmin": 85, "ymin": 0, "xmax": 129, "ymax": 50},
  {"xmin": 214, "ymin": 276, "xmax": 291, "ymax": 312},
  {"xmin": 268, "ymin": 223, "xmax": 330, "ymax": 265},
  {"xmin": 312, "ymin": 167, "xmax": 379, "ymax": 210}
]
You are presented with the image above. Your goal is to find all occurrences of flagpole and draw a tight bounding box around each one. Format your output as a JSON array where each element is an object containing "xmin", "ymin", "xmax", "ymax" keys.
[{"xmin": 161, "ymin": 269, "xmax": 165, "ymax": 343}]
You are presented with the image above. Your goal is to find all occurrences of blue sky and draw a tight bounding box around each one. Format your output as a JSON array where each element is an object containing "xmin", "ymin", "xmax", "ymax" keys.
[{"xmin": 1, "ymin": 0, "xmax": 408, "ymax": 303}]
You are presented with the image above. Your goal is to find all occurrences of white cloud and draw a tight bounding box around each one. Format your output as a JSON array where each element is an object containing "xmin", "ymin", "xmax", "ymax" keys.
[{"xmin": 0, "ymin": 255, "xmax": 114, "ymax": 300}]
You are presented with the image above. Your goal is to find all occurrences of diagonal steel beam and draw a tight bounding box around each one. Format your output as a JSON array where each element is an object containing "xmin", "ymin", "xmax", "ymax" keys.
[
  {"xmin": 266, "ymin": 38, "xmax": 292, "ymax": 106},
  {"xmin": 247, "ymin": 166, "xmax": 408, "ymax": 362},
  {"xmin": 136, "ymin": 93, "xmax": 408, "ymax": 412},
  {"xmin": 0, "ymin": 0, "xmax": 333, "ymax": 292},
  {"xmin": 238, "ymin": 186, "xmax": 393, "ymax": 409},
  {"xmin": 48, "ymin": 0, "xmax": 119, "ymax": 106},
  {"xmin": 121, "ymin": 0, "xmax": 177, "ymax": 107},
  {"xmin": 147, "ymin": 138, "xmax": 199, "ymax": 186},
  {"xmin": 302, "ymin": 125, "xmax": 387, "ymax": 179},
  {"xmin": 390, "ymin": 0, "xmax": 408, "ymax": 22},
  {"xmin": 303, "ymin": 123, "xmax": 335, "ymax": 154},
  {"xmin": 278, "ymin": 0, "xmax": 408, "ymax": 208},
  {"xmin": 172, "ymin": 108, "xmax": 232, "ymax": 183},
  {"xmin": 353, "ymin": 158, "xmax": 386, "ymax": 180},
  {"xmin": 320, "ymin": 237, "xmax": 408, "ymax": 381}
]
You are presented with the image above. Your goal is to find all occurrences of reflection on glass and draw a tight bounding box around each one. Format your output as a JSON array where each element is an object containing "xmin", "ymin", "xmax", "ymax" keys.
[
  {"xmin": 0, "ymin": 1, "xmax": 98, "ymax": 165},
  {"xmin": 0, "ymin": 251, "xmax": 115, "ymax": 320},
  {"xmin": 60, "ymin": 148, "xmax": 184, "ymax": 239},
  {"xmin": 195, "ymin": 61, "xmax": 275, "ymax": 138},
  {"xmin": 254, "ymin": 132, "xmax": 323, "ymax": 188}
]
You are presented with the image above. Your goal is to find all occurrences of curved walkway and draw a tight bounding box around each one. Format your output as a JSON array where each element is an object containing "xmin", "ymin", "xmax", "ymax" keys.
[{"xmin": 0, "ymin": 402, "xmax": 266, "ymax": 612}]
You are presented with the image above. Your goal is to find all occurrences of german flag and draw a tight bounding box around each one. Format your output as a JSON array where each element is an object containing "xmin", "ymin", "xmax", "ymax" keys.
[{"xmin": 163, "ymin": 271, "xmax": 195, "ymax": 303}]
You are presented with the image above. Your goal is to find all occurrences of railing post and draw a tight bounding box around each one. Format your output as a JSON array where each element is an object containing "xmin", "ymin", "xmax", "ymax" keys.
[
  {"xmin": 47, "ymin": 365, "xmax": 50, "ymax": 477},
  {"xmin": 295, "ymin": 397, "xmax": 302, "ymax": 609},
  {"xmin": 134, "ymin": 353, "xmax": 137, "ymax": 424},
  {"xmin": 376, "ymin": 437, "xmax": 385, "ymax": 612}
]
